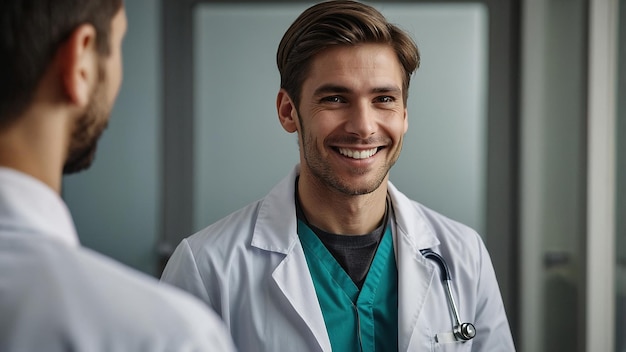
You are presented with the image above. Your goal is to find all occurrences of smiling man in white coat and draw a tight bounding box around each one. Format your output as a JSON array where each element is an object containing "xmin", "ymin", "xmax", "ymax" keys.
[
  {"xmin": 0, "ymin": 0, "xmax": 235, "ymax": 350},
  {"xmin": 161, "ymin": 0, "xmax": 515, "ymax": 351}
]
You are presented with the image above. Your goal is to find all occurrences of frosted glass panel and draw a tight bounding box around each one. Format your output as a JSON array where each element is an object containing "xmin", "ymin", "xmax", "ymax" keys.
[
  {"xmin": 616, "ymin": 2, "xmax": 626, "ymax": 351},
  {"xmin": 193, "ymin": 3, "xmax": 488, "ymax": 235},
  {"xmin": 193, "ymin": 4, "xmax": 308, "ymax": 231}
]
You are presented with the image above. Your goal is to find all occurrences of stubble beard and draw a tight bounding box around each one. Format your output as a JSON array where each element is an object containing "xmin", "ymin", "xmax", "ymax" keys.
[
  {"xmin": 297, "ymin": 110, "xmax": 402, "ymax": 196},
  {"xmin": 63, "ymin": 74, "xmax": 110, "ymax": 174}
]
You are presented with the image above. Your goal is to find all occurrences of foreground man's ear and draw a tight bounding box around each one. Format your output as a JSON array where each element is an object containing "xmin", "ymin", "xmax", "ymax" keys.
[{"xmin": 58, "ymin": 24, "xmax": 99, "ymax": 108}]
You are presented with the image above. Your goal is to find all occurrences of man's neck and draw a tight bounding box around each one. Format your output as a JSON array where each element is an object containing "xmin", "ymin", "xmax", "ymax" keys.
[
  {"xmin": 0, "ymin": 109, "xmax": 68, "ymax": 194},
  {"xmin": 296, "ymin": 174, "xmax": 388, "ymax": 235}
]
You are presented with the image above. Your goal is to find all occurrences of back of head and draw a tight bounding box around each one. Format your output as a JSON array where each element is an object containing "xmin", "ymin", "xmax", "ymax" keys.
[
  {"xmin": 276, "ymin": 0, "xmax": 420, "ymax": 107},
  {"xmin": 0, "ymin": 0, "xmax": 123, "ymax": 127}
]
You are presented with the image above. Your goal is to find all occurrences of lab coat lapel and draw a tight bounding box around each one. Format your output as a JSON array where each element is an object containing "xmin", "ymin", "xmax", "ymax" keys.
[
  {"xmin": 395, "ymin": 224, "xmax": 436, "ymax": 351},
  {"xmin": 272, "ymin": 244, "xmax": 331, "ymax": 352},
  {"xmin": 388, "ymin": 182, "xmax": 439, "ymax": 351},
  {"xmin": 251, "ymin": 166, "xmax": 331, "ymax": 352}
]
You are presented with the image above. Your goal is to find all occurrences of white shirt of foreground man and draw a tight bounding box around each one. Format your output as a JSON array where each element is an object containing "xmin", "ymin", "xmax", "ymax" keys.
[
  {"xmin": 0, "ymin": 168, "xmax": 235, "ymax": 351},
  {"xmin": 0, "ymin": 0, "xmax": 235, "ymax": 350}
]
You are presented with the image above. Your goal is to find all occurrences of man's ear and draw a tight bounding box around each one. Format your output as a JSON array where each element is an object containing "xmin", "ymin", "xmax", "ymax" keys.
[
  {"xmin": 403, "ymin": 108, "xmax": 408, "ymax": 134},
  {"xmin": 277, "ymin": 89, "xmax": 298, "ymax": 133},
  {"xmin": 57, "ymin": 24, "xmax": 98, "ymax": 108}
]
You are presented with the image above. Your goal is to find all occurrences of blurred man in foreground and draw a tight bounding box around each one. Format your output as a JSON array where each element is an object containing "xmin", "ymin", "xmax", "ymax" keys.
[{"xmin": 0, "ymin": 1, "xmax": 235, "ymax": 350}]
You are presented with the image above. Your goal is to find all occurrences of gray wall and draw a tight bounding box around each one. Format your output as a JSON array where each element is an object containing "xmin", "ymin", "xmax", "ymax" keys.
[{"xmin": 62, "ymin": 0, "xmax": 161, "ymax": 276}]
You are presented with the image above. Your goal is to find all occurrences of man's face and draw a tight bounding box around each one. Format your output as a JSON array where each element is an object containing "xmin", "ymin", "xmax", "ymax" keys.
[
  {"xmin": 295, "ymin": 43, "xmax": 408, "ymax": 196},
  {"xmin": 64, "ymin": 6, "xmax": 127, "ymax": 174}
]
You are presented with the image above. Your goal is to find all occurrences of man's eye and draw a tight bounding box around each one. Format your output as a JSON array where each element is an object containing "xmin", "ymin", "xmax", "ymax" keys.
[
  {"xmin": 376, "ymin": 96, "xmax": 395, "ymax": 103},
  {"xmin": 321, "ymin": 96, "xmax": 344, "ymax": 103}
]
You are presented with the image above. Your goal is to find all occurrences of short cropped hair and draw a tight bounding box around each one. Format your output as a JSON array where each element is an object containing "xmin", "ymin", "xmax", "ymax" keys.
[
  {"xmin": 277, "ymin": 0, "xmax": 420, "ymax": 108},
  {"xmin": 0, "ymin": 0, "xmax": 123, "ymax": 125}
]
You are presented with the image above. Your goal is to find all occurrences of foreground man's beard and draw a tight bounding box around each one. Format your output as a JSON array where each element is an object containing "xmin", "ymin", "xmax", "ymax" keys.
[{"xmin": 63, "ymin": 79, "xmax": 110, "ymax": 174}]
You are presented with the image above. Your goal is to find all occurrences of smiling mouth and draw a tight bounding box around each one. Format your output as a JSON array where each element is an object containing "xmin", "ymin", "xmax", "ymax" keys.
[{"xmin": 337, "ymin": 147, "xmax": 380, "ymax": 160}]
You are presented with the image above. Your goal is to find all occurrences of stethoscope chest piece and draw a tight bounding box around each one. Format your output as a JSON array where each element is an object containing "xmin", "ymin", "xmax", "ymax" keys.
[{"xmin": 455, "ymin": 322, "xmax": 476, "ymax": 341}]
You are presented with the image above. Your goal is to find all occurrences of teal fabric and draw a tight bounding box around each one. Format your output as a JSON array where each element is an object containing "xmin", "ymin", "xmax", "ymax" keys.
[{"xmin": 298, "ymin": 220, "xmax": 398, "ymax": 352}]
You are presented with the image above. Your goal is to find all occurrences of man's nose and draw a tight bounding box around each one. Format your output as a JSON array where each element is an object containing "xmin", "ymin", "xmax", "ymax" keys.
[{"xmin": 345, "ymin": 102, "xmax": 377, "ymax": 138}]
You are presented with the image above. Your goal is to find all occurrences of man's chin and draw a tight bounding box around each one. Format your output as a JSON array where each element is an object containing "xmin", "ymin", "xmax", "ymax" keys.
[{"xmin": 63, "ymin": 147, "xmax": 97, "ymax": 174}]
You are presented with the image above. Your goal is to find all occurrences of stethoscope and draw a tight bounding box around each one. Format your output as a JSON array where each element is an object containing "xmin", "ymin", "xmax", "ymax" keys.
[{"xmin": 420, "ymin": 248, "xmax": 477, "ymax": 341}]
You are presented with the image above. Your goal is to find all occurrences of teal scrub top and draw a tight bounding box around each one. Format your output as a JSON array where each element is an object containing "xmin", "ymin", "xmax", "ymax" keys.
[{"xmin": 298, "ymin": 220, "xmax": 398, "ymax": 352}]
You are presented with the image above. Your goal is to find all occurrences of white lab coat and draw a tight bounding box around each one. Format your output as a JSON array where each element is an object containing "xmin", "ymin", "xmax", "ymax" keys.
[
  {"xmin": 0, "ymin": 167, "xmax": 236, "ymax": 352},
  {"xmin": 162, "ymin": 165, "xmax": 515, "ymax": 351}
]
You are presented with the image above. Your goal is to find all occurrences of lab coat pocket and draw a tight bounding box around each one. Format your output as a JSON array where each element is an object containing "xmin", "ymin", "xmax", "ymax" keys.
[{"xmin": 433, "ymin": 332, "xmax": 474, "ymax": 351}]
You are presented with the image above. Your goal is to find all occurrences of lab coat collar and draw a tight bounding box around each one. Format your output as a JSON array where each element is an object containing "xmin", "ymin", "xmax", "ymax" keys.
[
  {"xmin": 386, "ymin": 181, "xmax": 440, "ymax": 250},
  {"xmin": 250, "ymin": 165, "xmax": 300, "ymax": 254},
  {"xmin": 0, "ymin": 167, "xmax": 79, "ymax": 247},
  {"xmin": 252, "ymin": 164, "xmax": 441, "ymax": 252}
]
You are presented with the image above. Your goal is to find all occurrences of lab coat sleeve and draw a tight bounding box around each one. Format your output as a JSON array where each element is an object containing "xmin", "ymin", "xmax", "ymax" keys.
[
  {"xmin": 161, "ymin": 239, "xmax": 215, "ymax": 310},
  {"xmin": 471, "ymin": 239, "xmax": 516, "ymax": 351}
]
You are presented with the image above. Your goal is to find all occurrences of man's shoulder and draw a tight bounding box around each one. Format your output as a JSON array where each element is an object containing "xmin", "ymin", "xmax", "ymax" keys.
[
  {"xmin": 0, "ymin": 236, "xmax": 235, "ymax": 351},
  {"xmin": 185, "ymin": 198, "xmax": 265, "ymax": 249},
  {"xmin": 78, "ymin": 239, "xmax": 238, "ymax": 349},
  {"xmin": 390, "ymin": 187, "xmax": 484, "ymax": 251},
  {"xmin": 76, "ymin": 244, "xmax": 213, "ymax": 317},
  {"xmin": 183, "ymin": 170, "xmax": 298, "ymax": 254},
  {"xmin": 414, "ymin": 201, "xmax": 477, "ymax": 234}
]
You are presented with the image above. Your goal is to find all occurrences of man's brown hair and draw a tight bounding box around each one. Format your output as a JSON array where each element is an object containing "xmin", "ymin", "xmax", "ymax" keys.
[{"xmin": 277, "ymin": 0, "xmax": 420, "ymax": 108}]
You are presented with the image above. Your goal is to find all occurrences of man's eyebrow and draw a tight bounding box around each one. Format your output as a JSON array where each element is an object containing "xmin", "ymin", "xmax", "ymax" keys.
[
  {"xmin": 313, "ymin": 84, "xmax": 402, "ymax": 96},
  {"xmin": 371, "ymin": 86, "xmax": 402, "ymax": 94},
  {"xmin": 313, "ymin": 84, "xmax": 351, "ymax": 96}
]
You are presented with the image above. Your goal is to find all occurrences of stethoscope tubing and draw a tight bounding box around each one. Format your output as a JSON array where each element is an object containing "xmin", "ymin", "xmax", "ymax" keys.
[
  {"xmin": 442, "ymin": 278, "xmax": 464, "ymax": 329},
  {"xmin": 420, "ymin": 248, "xmax": 477, "ymax": 341}
]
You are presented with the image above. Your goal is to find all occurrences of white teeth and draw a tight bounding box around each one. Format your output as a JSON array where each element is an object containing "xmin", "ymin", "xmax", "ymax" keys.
[{"xmin": 338, "ymin": 147, "xmax": 378, "ymax": 159}]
